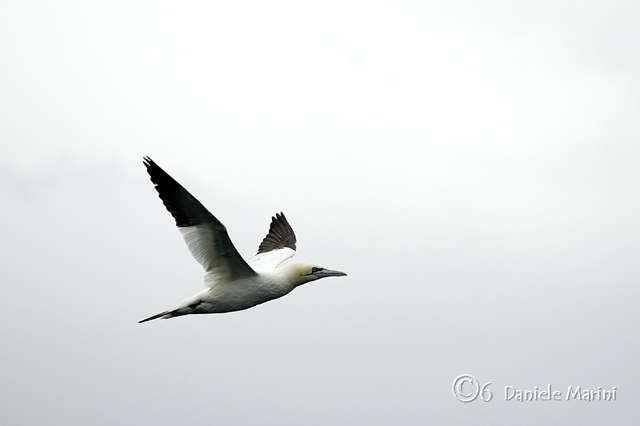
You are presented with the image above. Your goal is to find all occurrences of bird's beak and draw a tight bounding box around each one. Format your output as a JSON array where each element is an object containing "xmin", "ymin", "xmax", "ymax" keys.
[{"xmin": 315, "ymin": 269, "xmax": 347, "ymax": 278}]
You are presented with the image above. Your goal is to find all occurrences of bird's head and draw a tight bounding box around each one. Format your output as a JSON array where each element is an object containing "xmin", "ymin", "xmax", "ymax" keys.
[{"xmin": 286, "ymin": 263, "xmax": 347, "ymax": 286}]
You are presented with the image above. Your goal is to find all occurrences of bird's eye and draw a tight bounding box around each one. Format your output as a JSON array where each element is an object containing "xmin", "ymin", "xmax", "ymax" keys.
[{"xmin": 311, "ymin": 267, "xmax": 321, "ymax": 273}]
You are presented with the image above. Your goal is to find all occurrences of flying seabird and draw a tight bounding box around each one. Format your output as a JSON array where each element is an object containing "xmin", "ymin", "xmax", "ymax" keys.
[{"xmin": 139, "ymin": 157, "xmax": 347, "ymax": 323}]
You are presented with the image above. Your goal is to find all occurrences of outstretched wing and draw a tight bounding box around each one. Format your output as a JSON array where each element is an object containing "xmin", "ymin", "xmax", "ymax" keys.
[
  {"xmin": 143, "ymin": 157, "xmax": 256, "ymax": 286},
  {"xmin": 248, "ymin": 212, "xmax": 297, "ymax": 270},
  {"xmin": 258, "ymin": 212, "xmax": 297, "ymax": 253}
]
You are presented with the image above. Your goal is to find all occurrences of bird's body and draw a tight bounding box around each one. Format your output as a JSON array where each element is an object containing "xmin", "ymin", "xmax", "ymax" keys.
[{"xmin": 139, "ymin": 157, "xmax": 346, "ymax": 323}]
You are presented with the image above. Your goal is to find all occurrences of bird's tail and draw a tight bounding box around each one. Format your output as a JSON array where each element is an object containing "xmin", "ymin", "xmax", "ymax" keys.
[
  {"xmin": 138, "ymin": 297, "xmax": 204, "ymax": 323},
  {"xmin": 138, "ymin": 309, "xmax": 187, "ymax": 323}
]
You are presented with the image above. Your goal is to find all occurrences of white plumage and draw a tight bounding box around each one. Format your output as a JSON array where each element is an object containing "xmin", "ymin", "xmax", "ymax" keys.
[{"xmin": 139, "ymin": 157, "xmax": 347, "ymax": 323}]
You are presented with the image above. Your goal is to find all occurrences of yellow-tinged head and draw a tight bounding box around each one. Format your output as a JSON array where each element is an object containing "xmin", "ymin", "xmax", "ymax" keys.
[{"xmin": 284, "ymin": 263, "xmax": 347, "ymax": 287}]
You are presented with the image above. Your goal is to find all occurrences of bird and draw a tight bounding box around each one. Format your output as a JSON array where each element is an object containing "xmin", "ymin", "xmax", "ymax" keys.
[{"xmin": 139, "ymin": 157, "xmax": 347, "ymax": 323}]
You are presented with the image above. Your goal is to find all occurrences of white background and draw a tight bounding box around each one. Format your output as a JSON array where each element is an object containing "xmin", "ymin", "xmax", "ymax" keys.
[{"xmin": 1, "ymin": 1, "xmax": 638, "ymax": 424}]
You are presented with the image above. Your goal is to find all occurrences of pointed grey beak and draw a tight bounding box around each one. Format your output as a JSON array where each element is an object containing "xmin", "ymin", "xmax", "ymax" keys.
[{"xmin": 314, "ymin": 269, "xmax": 347, "ymax": 278}]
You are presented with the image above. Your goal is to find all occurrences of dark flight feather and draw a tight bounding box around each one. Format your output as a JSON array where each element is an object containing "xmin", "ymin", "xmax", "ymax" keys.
[
  {"xmin": 143, "ymin": 157, "xmax": 256, "ymax": 279},
  {"xmin": 257, "ymin": 212, "xmax": 297, "ymax": 254}
]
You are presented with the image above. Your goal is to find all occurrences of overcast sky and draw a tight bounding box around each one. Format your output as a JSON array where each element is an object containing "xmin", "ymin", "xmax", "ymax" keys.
[{"xmin": 1, "ymin": 0, "xmax": 639, "ymax": 424}]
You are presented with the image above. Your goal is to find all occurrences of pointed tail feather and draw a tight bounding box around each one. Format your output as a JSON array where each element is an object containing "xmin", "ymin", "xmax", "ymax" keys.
[
  {"xmin": 138, "ymin": 310, "xmax": 171, "ymax": 323},
  {"xmin": 138, "ymin": 297, "xmax": 207, "ymax": 323},
  {"xmin": 138, "ymin": 307, "xmax": 193, "ymax": 323},
  {"xmin": 138, "ymin": 310, "xmax": 186, "ymax": 323}
]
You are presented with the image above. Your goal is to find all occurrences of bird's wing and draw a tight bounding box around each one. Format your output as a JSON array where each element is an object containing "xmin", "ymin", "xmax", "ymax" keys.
[
  {"xmin": 248, "ymin": 212, "xmax": 297, "ymax": 270},
  {"xmin": 143, "ymin": 157, "xmax": 256, "ymax": 286}
]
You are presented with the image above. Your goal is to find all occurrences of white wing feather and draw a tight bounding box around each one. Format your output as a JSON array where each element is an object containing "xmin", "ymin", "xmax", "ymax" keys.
[{"xmin": 248, "ymin": 248, "xmax": 296, "ymax": 272}]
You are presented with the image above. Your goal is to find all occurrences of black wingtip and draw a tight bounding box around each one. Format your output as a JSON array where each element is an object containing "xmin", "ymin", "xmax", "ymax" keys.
[
  {"xmin": 257, "ymin": 212, "xmax": 297, "ymax": 254},
  {"xmin": 142, "ymin": 156, "xmax": 218, "ymax": 228}
]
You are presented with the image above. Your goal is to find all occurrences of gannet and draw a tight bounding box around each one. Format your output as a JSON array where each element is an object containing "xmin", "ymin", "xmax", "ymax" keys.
[{"xmin": 139, "ymin": 157, "xmax": 347, "ymax": 323}]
